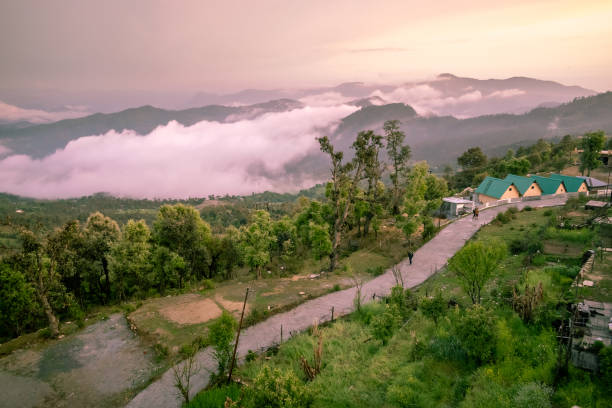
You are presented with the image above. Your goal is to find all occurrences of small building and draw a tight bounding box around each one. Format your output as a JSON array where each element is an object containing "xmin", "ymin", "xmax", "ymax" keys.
[
  {"xmin": 474, "ymin": 176, "xmax": 519, "ymax": 204},
  {"xmin": 440, "ymin": 197, "xmax": 474, "ymax": 218},
  {"xmin": 577, "ymin": 176, "xmax": 609, "ymax": 193},
  {"xmin": 549, "ymin": 174, "xmax": 589, "ymax": 193},
  {"xmin": 529, "ymin": 175, "xmax": 567, "ymax": 195},
  {"xmin": 504, "ymin": 174, "xmax": 542, "ymax": 197}
]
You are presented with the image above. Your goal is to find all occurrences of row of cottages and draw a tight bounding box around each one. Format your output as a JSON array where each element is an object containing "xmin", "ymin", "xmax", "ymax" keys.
[{"xmin": 474, "ymin": 173, "xmax": 588, "ymax": 204}]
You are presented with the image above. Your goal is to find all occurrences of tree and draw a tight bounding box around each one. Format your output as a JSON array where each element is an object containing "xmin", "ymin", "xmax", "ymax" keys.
[
  {"xmin": 448, "ymin": 241, "xmax": 506, "ymax": 304},
  {"xmin": 0, "ymin": 262, "xmax": 36, "ymax": 338},
  {"xmin": 153, "ymin": 204, "xmax": 212, "ymax": 279},
  {"xmin": 241, "ymin": 210, "xmax": 274, "ymax": 279},
  {"xmin": 108, "ymin": 219, "xmax": 152, "ymax": 300},
  {"xmin": 384, "ymin": 120, "xmax": 411, "ymax": 215},
  {"xmin": 399, "ymin": 162, "xmax": 429, "ymax": 243},
  {"xmin": 318, "ymin": 131, "xmax": 377, "ymax": 271},
  {"xmin": 82, "ymin": 212, "xmax": 120, "ymax": 303},
  {"xmin": 454, "ymin": 305, "xmax": 496, "ymax": 364},
  {"xmin": 371, "ymin": 304, "xmax": 401, "ymax": 345},
  {"xmin": 18, "ymin": 230, "xmax": 62, "ymax": 337},
  {"xmin": 152, "ymin": 246, "xmax": 185, "ymax": 293},
  {"xmin": 308, "ymin": 222, "xmax": 332, "ymax": 261},
  {"xmin": 208, "ymin": 311, "xmax": 237, "ymax": 375},
  {"xmin": 457, "ymin": 147, "xmax": 487, "ymax": 169},
  {"xmin": 579, "ymin": 131, "xmax": 606, "ymax": 176},
  {"xmin": 46, "ymin": 220, "xmax": 85, "ymax": 305},
  {"xmin": 172, "ymin": 347, "xmax": 200, "ymax": 405}
]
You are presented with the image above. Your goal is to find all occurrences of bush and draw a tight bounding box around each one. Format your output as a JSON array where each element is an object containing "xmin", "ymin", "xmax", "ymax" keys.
[
  {"xmin": 250, "ymin": 365, "xmax": 312, "ymax": 408},
  {"xmin": 509, "ymin": 236, "xmax": 543, "ymax": 255},
  {"xmin": 543, "ymin": 209, "xmax": 553, "ymax": 216},
  {"xmin": 246, "ymin": 350, "xmax": 257, "ymax": 362},
  {"xmin": 454, "ymin": 305, "xmax": 496, "ymax": 364},
  {"xmin": 599, "ymin": 346, "xmax": 612, "ymax": 388},
  {"xmin": 371, "ymin": 304, "xmax": 401, "ymax": 345},
  {"xmin": 366, "ymin": 266, "xmax": 385, "ymax": 276},
  {"xmin": 187, "ymin": 383, "xmax": 242, "ymax": 408},
  {"xmin": 420, "ymin": 293, "xmax": 447, "ymax": 325},
  {"xmin": 332, "ymin": 284, "xmax": 341, "ymax": 292},
  {"xmin": 531, "ymin": 254, "xmax": 546, "ymax": 266},
  {"xmin": 208, "ymin": 311, "xmax": 237, "ymax": 375},
  {"xmin": 522, "ymin": 206, "xmax": 533, "ymax": 212},
  {"xmin": 201, "ymin": 279, "xmax": 215, "ymax": 291},
  {"xmin": 429, "ymin": 334, "xmax": 467, "ymax": 362}
]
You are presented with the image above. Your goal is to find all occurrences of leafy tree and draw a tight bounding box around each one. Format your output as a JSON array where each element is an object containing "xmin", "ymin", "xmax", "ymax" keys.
[
  {"xmin": 18, "ymin": 230, "xmax": 63, "ymax": 337},
  {"xmin": 448, "ymin": 241, "xmax": 506, "ymax": 304},
  {"xmin": 241, "ymin": 210, "xmax": 274, "ymax": 279},
  {"xmin": 251, "ymin": 365, "xmax": 312, "ymax": 408},
  {"xmin": 362, "ymin": 131, "xmax": 385, "ymax": 236},
  {"xmin": 384, "ymin": 120, "xmax": 411, "ymax": 215},
  {"xmin": 308, "ymin": 222, "xmax": 332, "ymax": 261},
  {"xmin": 207, "ymin": 310, "xmax": 237, "ymax": 375},
  {"xmin": 82, "ymin": 212, "xmax": 120, "ymax": 303},
  {"xmin": 153, "ymin": 204, "xmax": 212, "ymax": 279},
  {"xmin": 46, "ymin": 220, "xmax": 85, "ymax": 305},
  {"xmin": 108, "ymin": 219, "xmax": 152, "ymax": 300},
  {"xmin": 420, "ymin": 292, "xmax": 446, "ymax": 325},
  {"xmin": 399, "ymin": 162, "xmax": 429, "ymax": 243},
  {"xmin": 599, "ymin": 346, "xmax": 612, "ymax": 389},
  {"xmin": 152, "ymin": 246, "xmax": 185, "ymax": 293},
  {"xmin": 579, "ymin": 131, "xmax": 606, "ymax": 176},
  {"xmin": 0, "ymin": 262, "xmax": 36, "ymax": 338},
  {"xmin": 272, "ymin": 217, "xmax": 297, "ymax": 259},
  {"xmin": 454, "ymin": 305, "xmax": 496, "ymax": 364},
  {"xmin": 458, "ymin": 147, "xmax": 487, "ymax": 169},
  {"xmin": 318, "ymin": 131, "xmax": 378, "ymax": 271}
]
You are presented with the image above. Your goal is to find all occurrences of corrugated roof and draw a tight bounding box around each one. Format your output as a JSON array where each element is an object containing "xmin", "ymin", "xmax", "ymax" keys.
[
  {"xmin": 529, "ymin": 175, "xmax": 563, "ymax": 195},
  {"xmin": 549, "ymin": 174, "xmax": 587, "ymax": 192},
  {"xmin": 577, "ymin": 176, "xmax": 608, "ymax": 188},
  {"xmin": 475, "ymin": 176, "xmax": 514, "ymax": 199},
  {"xmin": 504, "ymin": 174, "xmax": 538, "ymax": 195}
]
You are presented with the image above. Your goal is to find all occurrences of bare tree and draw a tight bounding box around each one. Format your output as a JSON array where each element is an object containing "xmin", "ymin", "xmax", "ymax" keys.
[
  {"xmin": 173, "ymin": 349, "xmax": 200, "ymax": 405},
  {"xmin": 392, "ymin": 265, "xmax": 404, "ymax": 288}
]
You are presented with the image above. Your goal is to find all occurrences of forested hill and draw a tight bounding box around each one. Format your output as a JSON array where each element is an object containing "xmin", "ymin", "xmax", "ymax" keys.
[
  {"xmin": 0, "ymin": 99, "xmax": 303, "ymax": 158},
  {"xmin": 330, "ymin": 92, "xmax": 612, "ymax": 166}
]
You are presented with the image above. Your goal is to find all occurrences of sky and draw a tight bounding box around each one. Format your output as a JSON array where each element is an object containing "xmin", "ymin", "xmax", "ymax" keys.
[{"xmin": 1, "ymin": 0, "xmax": 612, "ymax": 94}]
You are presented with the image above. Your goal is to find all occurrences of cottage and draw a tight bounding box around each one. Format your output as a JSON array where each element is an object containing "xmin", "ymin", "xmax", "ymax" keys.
[
  {"xmin": 529, "ymin": 175, "xmax": 567, "ymax": 195},
  {"xmin": 474, "ymin": 176, "xmax": 519, "ymax": 204},
  {"xmin": 548, "ymin": 174, "xmax": 589, "ymax": 193},
  {"xmin": 577, "ymin": 176, "xmax": 609, "ymax": 193},
  {"xmin": 504, "ymin": 174, "xmax": 542, "ymax": 197}
]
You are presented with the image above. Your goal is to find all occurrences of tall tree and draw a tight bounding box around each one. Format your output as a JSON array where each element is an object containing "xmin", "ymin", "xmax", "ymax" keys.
[
  {"xmin": 457, "ymin": 147, "xmax": 487, "ymax": 169},
  {"xmin": 153, "ymin": 204, "xmax": 212, "ymax": 279},
  {"xmin": 241, "ymin": 210, "xmax": 274, "ymax": 279},
  {"xmin": 108, "ymin": 219, "xmax": 152, "ymax": 300},
  {"xmin": 83, "ymin": 212, "xmax": 120, "ymax": 303},
  {"xmin": 448, "ymin": 241, "xmax": 506, "ymax": 304},
  {"xmin": 580, "ymin": 131, "xmax": 606, "ymax": 176},
  {"xmin": 318, "ymin": 131, "xmax": 377, "ymax": 271},
  {"xmin": 19, "ymin": 230, "xmax": 62, "ymax": 337},
  {"xmin": 384, "ymin": 120, "xmax": 411, "ymax": 215}
]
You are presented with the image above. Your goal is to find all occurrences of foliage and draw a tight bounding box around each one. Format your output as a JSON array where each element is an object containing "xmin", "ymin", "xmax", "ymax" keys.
[
  {"xmin": 250, "ymin": 365, "xmax": 312, "ymax": 408},
  {"xmin": 240, "ymin": 210, "xmax": 274, "ymax": 278},
  {"xmin": 186, "ymin": 383, "xmax": 242, "ymax": 408},
  {"xmin": 448, "ymin": 240, "xmax": 506, "ymax": 304},
  {"xmin": 208, "ymin": 311, "xmax": 237, "ymax": 375},
  {"xmin": 419, "ymin": 292, "xmax": 447, "ymax": 325},
  {"xmin": 579, "ymin": 130, "xmax": 606, "ymax": 176},
  {"xmin": 0, "ymin": 262, "xmax": 37, "ymax": 339},
  {"xmin": 454, "ymin": 305, "xmax": 496, "ymax": 364},
  {"xmin": 371, "ymin": 304, "xmax": 401, "ymax": 345},
  {"xmin": 599, "ymin": 346, "xmax": 612, "ymax": 389},
  {"xmin": 512, "ymin": 382, "xmax": 552, "ymax": 408}
]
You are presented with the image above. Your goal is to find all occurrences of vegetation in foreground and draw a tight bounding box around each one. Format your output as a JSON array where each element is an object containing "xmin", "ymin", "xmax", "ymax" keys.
[{"xmin": 188, "ymin": 201, "xmax": 612, "ymax": 408}]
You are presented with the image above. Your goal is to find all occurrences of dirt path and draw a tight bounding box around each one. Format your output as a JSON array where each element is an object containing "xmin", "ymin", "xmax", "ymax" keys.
[
  {"xmin": 0, "ymin": 314, "xmax": 159, "ymax": 408},
  {"xmin": 127, "ymin": 197, "xmax": 567, "ymax": 408}
]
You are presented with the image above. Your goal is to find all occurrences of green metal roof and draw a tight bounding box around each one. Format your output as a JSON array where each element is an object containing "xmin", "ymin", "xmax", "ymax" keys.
[
  {"xmin": 504, "ymin": 174, "xmax": 538, "ymax": 195},
  {"xmin": 475, "ymin": 176, "xmax": 514, "ymax": 199},
  {"xmin": 548, "ymin": 174, "xmax": 587, "ymax": 192},
  {"xmin": 529, "ymin": 175, "xmax": 563, "ymax": 195}
]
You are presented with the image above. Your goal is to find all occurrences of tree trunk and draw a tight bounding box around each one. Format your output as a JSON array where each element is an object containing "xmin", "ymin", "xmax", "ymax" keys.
[
  {"xmin": 38, "ymin": 291, "xmax": 59, "ymax": 337},
  {"xmin": 364, "ymin": 214, "xmax": 372, "ymax": 236}
]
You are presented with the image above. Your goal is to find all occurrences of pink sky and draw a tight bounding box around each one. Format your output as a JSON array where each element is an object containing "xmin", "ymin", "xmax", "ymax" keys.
[{"xmin": 1, "ymin": 0, "xmax": 611, "ymax": 93}]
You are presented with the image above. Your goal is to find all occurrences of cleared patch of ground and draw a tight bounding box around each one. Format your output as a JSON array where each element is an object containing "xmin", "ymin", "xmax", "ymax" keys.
[
  {"xmin": 0, "ymin": 314, "xmax": 158, "ymax": 408},
  {"xmin": 160, "ymin": 296, "xmax": 222, "ymax": 325}
]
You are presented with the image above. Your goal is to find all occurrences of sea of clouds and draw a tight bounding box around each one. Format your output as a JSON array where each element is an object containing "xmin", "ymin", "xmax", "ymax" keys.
[{"xmin": 0, "ymin": 104, "xmax": 357, "ymax": 199}]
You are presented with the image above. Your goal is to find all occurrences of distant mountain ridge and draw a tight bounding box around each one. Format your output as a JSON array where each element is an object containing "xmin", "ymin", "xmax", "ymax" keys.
[{"xmin": 0, "ymin": 99, "xmax": 303, "ymax": 158}]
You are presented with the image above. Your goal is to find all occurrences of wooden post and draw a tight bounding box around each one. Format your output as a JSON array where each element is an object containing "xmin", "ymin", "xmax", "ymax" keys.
[
  {"xmin": 227, "ymin": 287, "xmax": 249, "ymax": 384},
  {"xmin": 280, "ymin": 324, "xmax": 283, "ymax": 344},
  {"xmin": 331, "ymin": 306, "xmax": 334, "ymax": 322}
]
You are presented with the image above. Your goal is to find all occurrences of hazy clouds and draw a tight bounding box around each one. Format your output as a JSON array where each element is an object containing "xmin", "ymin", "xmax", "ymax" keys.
[
  {"xmin": 0, "ymin": 105, "xmax": 357, "ymax": 199},
  {"xmin": 0, "ymin": 100, "xmax": 90, "ymax": 124}
]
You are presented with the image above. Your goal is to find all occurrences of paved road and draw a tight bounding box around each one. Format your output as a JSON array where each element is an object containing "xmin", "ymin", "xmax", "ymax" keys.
[{"xmin": 127, "ymin": 197, "xmax": 566, "ymax": 408}]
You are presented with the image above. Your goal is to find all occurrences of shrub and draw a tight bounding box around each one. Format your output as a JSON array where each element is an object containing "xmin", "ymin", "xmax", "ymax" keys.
[
  {"xmin": 531, "ymin": 254, "xmax": 546, "ymax": 266},
  {"xmin": 522, "ymin": 205, "xmax": 533, "ymax": 212},
  {"xmin": 153, "ymin": 343, "xmax": 169, "ymax": 359},
  {"xmin": 187, "ymin": 383, "xmax": 242, "ymax": 408},
  {"xmin": 201, "ymin": 279, "xmax": 215, "ymax": 291},
  {"xmin": 543, "ymin": 209, "xmax": 553, "ymax": 216},
  {"xmin": 454, "ymin": 305, "xmax": 496, "ymax": 364},
  {"xmin": 332, "ymin": 284, "xmax": 341, "ymax": 292},
  {"xmin": 420, "ymin": 293, "xmax": 447, "ymax": 325},
  {"xmin": 250, "ymin": 365, "xmax": 312, "ymax": 408},
  {"xmin": 371, "ymin": 304, "xmax": 401, "ymax": 345},
  {"xmin": 509, "ymin": 236, "xmax": 543, "ymax": 255},
  {"xmin": 429, "ymin": 334, "xmax": 467, "ymax": 362},
  {"xmin": 366, "ymin": 266, "xmax": 385, "ymax": 276},
  {"xmin": 208, "ymin": 311, "xmax": 237, "ymax": 375},
  {"xmin": 599, "ymin": 346, "xmax": 612, "ymax": 388},
  {"xmin": 246, "ymin": 350, "xmax": 257, "ymax": 362}
]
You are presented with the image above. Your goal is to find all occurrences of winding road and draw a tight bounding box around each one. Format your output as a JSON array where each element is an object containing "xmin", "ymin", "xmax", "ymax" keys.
[{"xmin": 127, "ymin": 197, "xmax": 567, "ymax": 408}]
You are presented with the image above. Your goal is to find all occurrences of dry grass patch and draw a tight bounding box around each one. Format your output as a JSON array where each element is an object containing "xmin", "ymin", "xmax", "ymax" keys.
[{"xmin": 159, "ymin": 296, "xmax": 222, "ymax": 325}]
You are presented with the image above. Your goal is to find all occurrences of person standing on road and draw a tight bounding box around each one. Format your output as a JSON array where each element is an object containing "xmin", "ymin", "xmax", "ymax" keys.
[
  {"xmin": 473, "ymin": 207, "xmax": 479, "ymax": 219},
  {"xmin": 408, "ymin": 250, "xmax": 414, "ymax": 265}
]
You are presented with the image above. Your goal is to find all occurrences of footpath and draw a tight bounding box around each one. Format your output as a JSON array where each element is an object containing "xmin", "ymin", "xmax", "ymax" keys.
[{"xmin": 127, "ymin": 197, "xmax": 567, "ymax": 408}]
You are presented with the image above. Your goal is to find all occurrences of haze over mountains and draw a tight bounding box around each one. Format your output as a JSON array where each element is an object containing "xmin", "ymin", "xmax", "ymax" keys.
[{"xmin": 0, "ymin": 74, "xmax": 609, "ymax": 199}]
